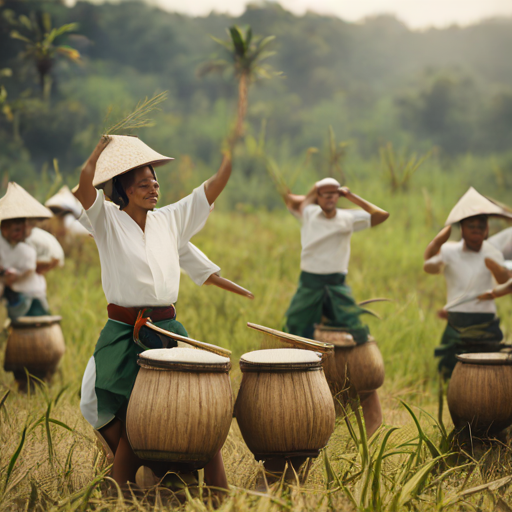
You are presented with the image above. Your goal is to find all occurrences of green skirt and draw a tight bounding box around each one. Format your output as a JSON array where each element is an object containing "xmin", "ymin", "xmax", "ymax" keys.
[
  {"xmin": 80, "ymin": 317, "xmax": 188, "ymax": 430},
  {"xmin": 435, "ymin": 312, "xmax": 503, "ymax": 378},
  {"xmin": 284, "ymin": 271, "xmax": 370, "ymax": 344}
]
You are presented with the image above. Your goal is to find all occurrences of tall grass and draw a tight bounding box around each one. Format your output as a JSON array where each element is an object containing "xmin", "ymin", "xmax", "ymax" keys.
[{"xmin": 2, "ymin": 162, "xmax": 512, "ymax": 510}]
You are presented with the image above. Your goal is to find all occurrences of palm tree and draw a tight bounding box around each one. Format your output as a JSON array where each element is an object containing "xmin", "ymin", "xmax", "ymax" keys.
[
  {"xmin": 199, "ymin": 25, "xmax": 279, "ymax": 146},
  {"xmin": 9, "ymin": 11, "xmax": 80, "ymax": 99}
]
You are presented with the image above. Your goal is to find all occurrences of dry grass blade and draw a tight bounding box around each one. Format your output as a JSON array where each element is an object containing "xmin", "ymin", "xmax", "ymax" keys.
[
  {"xmin": 0, "ymin": 389, "xmax": 9, "ymax": 411},
  {"xmin": 441, "ymin": 475, "xmax": 512, "ymax": 507},
  {"xmin": 104, "ymin": 91, "xmax": 168, "ymax": 136}
]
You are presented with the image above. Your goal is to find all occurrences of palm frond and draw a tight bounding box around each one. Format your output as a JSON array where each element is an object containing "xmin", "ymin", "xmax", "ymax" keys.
[
  {"xmin": 10, "ymin": 30, "xmax": 32, "ymax": 44},
  {"xmin": 104, "ymin": 91, "xmax": 168, "ymax": 136},
  {"xmin": 229, "ymin": 26, "xmax": 246, "ymax": 57},
  {"xmin": 210, "ymin": 36, "xmax": 233, "ymax": 51}
]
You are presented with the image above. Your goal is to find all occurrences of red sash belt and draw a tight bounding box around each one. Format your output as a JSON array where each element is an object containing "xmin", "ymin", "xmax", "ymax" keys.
[{"xmin": 107, "ymin": 304, "xmax": 176, "ymax": 326}]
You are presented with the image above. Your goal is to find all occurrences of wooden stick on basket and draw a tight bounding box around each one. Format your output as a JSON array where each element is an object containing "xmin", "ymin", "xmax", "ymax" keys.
[{"xmin": 246, "ymin": 322, "xmax": 333, "ymax": 354}]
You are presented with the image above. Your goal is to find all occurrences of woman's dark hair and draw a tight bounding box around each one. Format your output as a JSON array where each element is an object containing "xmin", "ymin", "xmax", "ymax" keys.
[{"xmin": 111, "ymin": 165, "xmax": 156, "ymax": 209}]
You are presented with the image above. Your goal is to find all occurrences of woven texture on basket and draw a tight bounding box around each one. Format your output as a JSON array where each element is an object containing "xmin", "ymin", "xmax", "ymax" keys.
[
  {"xmin": 445, "ymin": 187, "xmax": 512, "ymax": 225},
  {"xmin": 93, "ymin": 135, "xmax": 173, "ymax": 195},
  {"xmin": 0, "ymin": 182, "xmax": 52, "ymax": 221}
]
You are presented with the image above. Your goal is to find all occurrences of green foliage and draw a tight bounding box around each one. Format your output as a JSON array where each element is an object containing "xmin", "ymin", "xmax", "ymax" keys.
[
  {"xmin": 7, "ymin": 10, "xmax": 80, "ymax": 97},
  {"xmin": 1, "ymin": 2, "xmax": 512, "ymax": 188},
  {"xmin": 379, "ymin": 142, "xmax": 431, "ymax": 194},
  {"xmin": 202, "ymin": 25, "xmax": 279, "ymax": 83}
]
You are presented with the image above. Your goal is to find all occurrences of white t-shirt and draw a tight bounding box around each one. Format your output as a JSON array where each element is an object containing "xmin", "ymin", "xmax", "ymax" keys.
[
  {"xmin": 84, "ymin": 185, "xmax": 211, "ymax": 307},
  {"xmin": 25, "ymin": 227, "xmax": 65, "ymax": 266},
  {"xmin": 0, "ymin": 236, "xmax": 47, "ymax": 298},
  {"xmin": 300, "ymin": 204, "xmax": 371, "ymax": 274},
  {"xmin": 425, "ymin": 240, "xmax": 505, "ymax": 313},
  {"xmin": 79, "ymin": 206, "xmax": 219, "ymax": 287},
  {"xmin": 180, "ymin": 243, "xmax": 220, "ymax": 286}
]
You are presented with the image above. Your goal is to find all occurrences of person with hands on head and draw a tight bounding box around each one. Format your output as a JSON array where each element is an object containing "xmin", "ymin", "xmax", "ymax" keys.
[
  {"xmin": 283, "ymin": 177, "xmax": 389, "ymax": 437},
  {"xmin": 423, "ymin": 187, "xmax": 512, "ymax": 378},
  {"xmin": 75, "ymin": 135, "xmax": 233, "ymax": 490}
]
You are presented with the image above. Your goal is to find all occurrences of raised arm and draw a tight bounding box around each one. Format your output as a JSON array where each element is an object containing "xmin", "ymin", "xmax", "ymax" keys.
[
  {"xmin": 204, "ymin": 151, "xmax": 232, "ymax": 206},
  {"xmin": 423, "ymin": 225, "xmax": 451, "ymax": 274},
  {"xmin": 339, "ymin": 187, "xmax": 389, "ymax": 227},
  {"xmin": 74, "ymin": 137, "xmax": 110, "ymax": 210},
  {"xmin": 299, "ymin": 185, "xmax": 318, "ymax": 215},
  {"xmin": 283, "ymin": 192, "xmax": 306, "ymax": 214}
]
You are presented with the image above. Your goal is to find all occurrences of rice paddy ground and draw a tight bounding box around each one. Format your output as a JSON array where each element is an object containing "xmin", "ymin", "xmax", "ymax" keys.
[{"xmin": 3, "ymin": 163, "xmax": 512, "ymax": 510}]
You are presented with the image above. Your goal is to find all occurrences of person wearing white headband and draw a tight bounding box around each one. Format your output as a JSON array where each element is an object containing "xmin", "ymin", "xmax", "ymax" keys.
[
  {"xmin": 283, "ymin": 177, "xmax": 389, "ymax": 436},
  {"xmin": 423, "ymin": 187, "xmax": 512, "ymax": 378},
  {"xmin": 75, "ymin": 135, "xmax": 233, "ymax": 489}
]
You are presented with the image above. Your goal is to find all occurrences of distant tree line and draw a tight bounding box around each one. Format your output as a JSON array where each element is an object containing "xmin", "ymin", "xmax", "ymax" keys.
[{"xmin": 0, "ymin": 0, "xmax": 512, "ymax": 197}]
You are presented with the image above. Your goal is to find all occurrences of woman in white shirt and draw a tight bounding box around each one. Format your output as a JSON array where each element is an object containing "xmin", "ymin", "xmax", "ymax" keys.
[{"xmin": 75, "ymin": 136, "xmax": 233, "ymax": 488}]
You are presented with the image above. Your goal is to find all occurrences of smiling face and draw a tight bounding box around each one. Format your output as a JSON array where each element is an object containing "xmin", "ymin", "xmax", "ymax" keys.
[
  {"xmin": 122, "ymin": 166, "xmax": 160, "ymax": 211},
  {"xmin": 317, "ymin": 185, "xmax": 340, "ymax": 214},
  {"xmin": 460, "ymin": 214, "xmax": 488, "ymax": 251}
]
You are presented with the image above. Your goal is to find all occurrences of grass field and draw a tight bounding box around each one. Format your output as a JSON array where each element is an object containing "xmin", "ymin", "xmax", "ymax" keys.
[{"xmin": 2, "ymin": 159, "xmax": 512, "ymax": 510}]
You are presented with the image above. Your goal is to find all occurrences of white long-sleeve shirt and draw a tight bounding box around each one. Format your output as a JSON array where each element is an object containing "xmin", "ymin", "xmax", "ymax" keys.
[{"xmin": 83, "ymin": 185, "xmax": 211, "ymax": 307}]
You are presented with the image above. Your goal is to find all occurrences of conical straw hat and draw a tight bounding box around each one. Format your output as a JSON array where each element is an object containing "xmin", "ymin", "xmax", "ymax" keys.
[
  {"xmin": 45, "ymin": 185, "xmax": 83, "ymax": 218},
  {"xmin": 0, "ymin": 182, "xmax": 53, "ymax": 222},
  {"xmin": 445, "ymin": 187, "xmax": 512, "ymax": 225},
  {"xmin": 93, "ymin": 135, "xmax": 173, "ymax": 197}
]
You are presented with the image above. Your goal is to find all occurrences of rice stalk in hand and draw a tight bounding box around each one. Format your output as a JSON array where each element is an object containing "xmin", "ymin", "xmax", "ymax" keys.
[{"xmin": 103, "ymin": 90, "xmax": 168, "ymax": 136}]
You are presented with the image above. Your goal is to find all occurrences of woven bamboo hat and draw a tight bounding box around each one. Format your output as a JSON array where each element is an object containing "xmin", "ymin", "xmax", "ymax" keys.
[
  {"xmin": 445, "ymin": 187, "xmax": 512, "ymax": 226},
  {"xmin": 93, "ymin": 135, "xmax": 173, "ymax": 198},
  {"xmin": 0, "ymin": 182, "xmax": 52, "ymax": 222},
  {"xmin": 45, "ymin": 185, "xmax": 83, "ymax": 218}
]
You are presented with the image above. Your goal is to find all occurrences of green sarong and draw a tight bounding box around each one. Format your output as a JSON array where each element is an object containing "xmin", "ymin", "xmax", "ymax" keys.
[
  {"xmin": 80, "ymin": 317, "xmax": 187, "ymax": 429},
  {"xmin": 285, "ymin": 271, "xmax": 370, "ymax": 344},
  {"xmin": 435, "ymin": 312, "xmax": 503, "ymax": 378}
]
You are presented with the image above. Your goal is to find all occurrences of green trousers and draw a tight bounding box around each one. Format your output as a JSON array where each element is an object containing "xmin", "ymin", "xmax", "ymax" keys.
[
  {"xmin": 285, "ymin": 271, "xmax": 370, "ymax": 344},
  {"xmin": 80, "ymin": 317, "xmax": 188, "ymax": 429},
  {"xmin": 435, "ymin": 312, "xmax": 503, "ymax": 378}
]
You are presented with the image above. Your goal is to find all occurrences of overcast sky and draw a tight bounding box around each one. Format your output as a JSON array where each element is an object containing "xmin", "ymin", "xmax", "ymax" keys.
[{"xmin": 141, "ymin": 0, "xmax": 512, "ymax": 29}]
